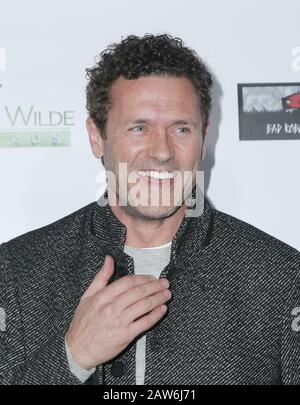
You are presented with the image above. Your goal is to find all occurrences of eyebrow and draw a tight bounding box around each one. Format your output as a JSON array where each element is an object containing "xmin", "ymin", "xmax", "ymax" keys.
[{"xmin": 124, "ymin": 119, "xmax": 199, "ymax": 128}]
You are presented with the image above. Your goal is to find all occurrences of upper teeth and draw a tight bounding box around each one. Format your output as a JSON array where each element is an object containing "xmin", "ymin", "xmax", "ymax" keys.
[{"xmin": 138, "ymin": 170, "xmax": 175, "ymax": 180}]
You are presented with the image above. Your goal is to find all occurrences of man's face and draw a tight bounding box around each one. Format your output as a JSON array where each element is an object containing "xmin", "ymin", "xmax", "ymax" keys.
[{"xmin": 97, "ymin": 75, "xmax": 206, "ymax": 220}]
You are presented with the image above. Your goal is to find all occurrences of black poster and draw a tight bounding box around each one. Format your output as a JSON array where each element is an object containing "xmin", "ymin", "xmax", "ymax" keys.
[{"xmin": 238, "ymin": 83, "xmax": 300, "ymax": 140}]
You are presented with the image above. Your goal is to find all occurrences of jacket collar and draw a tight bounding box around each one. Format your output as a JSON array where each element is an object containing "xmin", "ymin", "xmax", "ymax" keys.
[{"xmin": 89, "ymin": 187, "xmax": 215, "ymax": 264}]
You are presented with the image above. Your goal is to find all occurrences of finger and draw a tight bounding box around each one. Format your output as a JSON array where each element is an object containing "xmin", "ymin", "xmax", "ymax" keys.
[
  {"xmin": 114, "ymin": 278, "xmax": 169, "ymax": 311},
  {"xmin": 81, "ymin": 255, "xmax": 115, "ymax": 300},
  {"xmin": 129, "ymin": 305, "xmax": 168, "ymax": 338},
  {"xmin": 97, "ymin": 273, "xmax": 156, "ymax": 303},
  {"xmin": 123, "ymin": 289, "xmax": 171, "ymax": 324}
]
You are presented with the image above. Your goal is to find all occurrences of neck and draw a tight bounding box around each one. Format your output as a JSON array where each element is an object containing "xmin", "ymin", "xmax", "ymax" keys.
[{"xmin": 110, "ymin": 204, "xmax": 186, "ymax": 248}]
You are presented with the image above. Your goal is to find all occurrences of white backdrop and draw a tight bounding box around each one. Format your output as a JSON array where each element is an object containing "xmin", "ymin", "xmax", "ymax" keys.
[{"xmin": 0, "ymin": 0, "xmax": 299, "ymax": 250}]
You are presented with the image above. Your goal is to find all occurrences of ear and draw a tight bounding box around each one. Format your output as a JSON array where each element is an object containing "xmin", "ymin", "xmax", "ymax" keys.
[
  {"xmin": 86, "ymin": 117, "xmax": 104, "ymax": 159},
  {"xmin": 200, "ymin": 124, "xmax": 209, "ymax": 160}
]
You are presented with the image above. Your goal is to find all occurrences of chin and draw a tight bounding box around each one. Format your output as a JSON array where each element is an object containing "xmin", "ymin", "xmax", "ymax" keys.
[{"xmin": 123, "ymin": 204, "xmax": 181, "ymax": 221}]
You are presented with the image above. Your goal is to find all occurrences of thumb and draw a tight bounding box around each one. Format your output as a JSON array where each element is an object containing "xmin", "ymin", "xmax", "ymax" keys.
[{"xmin": 81, "ymin": 255, "xmax": 115, "ymax": 300}]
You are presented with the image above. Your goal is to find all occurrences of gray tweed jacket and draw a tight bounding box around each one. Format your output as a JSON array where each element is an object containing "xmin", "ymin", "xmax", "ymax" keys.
[{"xmin": 0, "ymin": 197, "xmax": 299, "ymax": 385}]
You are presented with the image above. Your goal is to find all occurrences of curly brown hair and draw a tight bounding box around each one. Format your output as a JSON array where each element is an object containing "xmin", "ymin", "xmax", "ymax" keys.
[{"xmin": 86, "ymin": 33, "xmax": 213, "ymax": 139}]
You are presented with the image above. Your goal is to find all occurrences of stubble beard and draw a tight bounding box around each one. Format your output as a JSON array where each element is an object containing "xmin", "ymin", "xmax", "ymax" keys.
[{"xmin": 116, "ymin": 179, "xmax": 185, "ymax": 222}]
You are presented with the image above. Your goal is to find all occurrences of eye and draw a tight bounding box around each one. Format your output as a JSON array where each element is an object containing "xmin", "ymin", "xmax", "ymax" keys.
[
  {"xmin": 130, "ymin": 125, "xmax": 145, "ymax": 132},
  {"xmin": 176, "ymin": 127, "xmax": 191, "ymax": 134}
]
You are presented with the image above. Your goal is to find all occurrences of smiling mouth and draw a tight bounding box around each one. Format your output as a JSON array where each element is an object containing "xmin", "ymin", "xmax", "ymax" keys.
[{"xmin": 137, "ymin": 170, "xmax": 175, "ymax": 180}]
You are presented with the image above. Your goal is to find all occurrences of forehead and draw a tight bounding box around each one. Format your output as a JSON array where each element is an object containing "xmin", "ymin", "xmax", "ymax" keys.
[{"xmin": 108, "ymin": 75, "xmax": 200, "ymax": 122}]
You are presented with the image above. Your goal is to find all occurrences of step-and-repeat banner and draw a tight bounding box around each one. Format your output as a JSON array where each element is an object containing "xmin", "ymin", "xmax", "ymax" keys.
[{"xmin": 0, "ymin": 0, "xmax": 299, "ymax": 249}]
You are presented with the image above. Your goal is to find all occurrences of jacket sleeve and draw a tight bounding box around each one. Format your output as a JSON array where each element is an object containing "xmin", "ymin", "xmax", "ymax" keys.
[
  {"xmin": 0, "ymin": 242, "xmax": 83, "ymax": 385},
  {"xmin": 281, "ymin": 267, "xmax": 300, "ymax": 385}
]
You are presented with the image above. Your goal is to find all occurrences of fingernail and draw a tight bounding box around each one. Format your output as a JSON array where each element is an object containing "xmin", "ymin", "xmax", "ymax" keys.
[
  {"xmin": 160, "ymin": 278, "xmax": 169, "ymax": 288},
  {"xmin": 164, "ymin": 289, "xmax": 172, "ymax": 298}
]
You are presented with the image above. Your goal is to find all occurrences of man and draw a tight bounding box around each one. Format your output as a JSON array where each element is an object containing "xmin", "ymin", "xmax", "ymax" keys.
[{"xmin": 0, "ymin": 34, "xmax": 299, "ymax": 385}]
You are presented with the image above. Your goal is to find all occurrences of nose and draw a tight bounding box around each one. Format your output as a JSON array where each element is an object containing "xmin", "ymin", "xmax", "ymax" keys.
[{"xmin": 148, "ymin": 131, "xmax": 174, "ymax": 163}]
